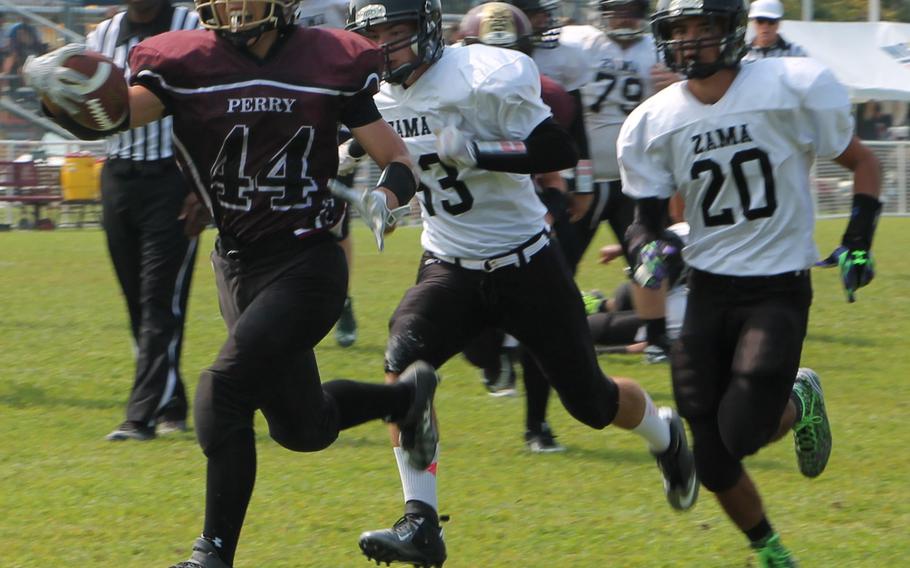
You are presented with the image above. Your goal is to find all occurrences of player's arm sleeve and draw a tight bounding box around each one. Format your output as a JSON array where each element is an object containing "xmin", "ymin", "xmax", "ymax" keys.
[
  {"xmin": 617, "ymin": 109, "xmax": 675, "ymax": 200},
  {"xmin": 128, "ymin": 43, "xmax": 176, "ymax": 115},
  {"xmin": 471, "ymin": 55, "xmax": 577, "ymax": 173},
  {"xmin": 618, "ymin": 110, "xmax": 675, "ymax": 259},
  {"xmin": 340, "ymin": 44, "xmax": 383, "ymax": 129},
  {"xmin": 798, "ymin": 64, "xmax": 853, "ymax": 159},
  {"xmin": 340, "ymin": 90, "xmax": 382, "ymax": 128},
  {"xmin": 475, "ymin": 117, "xmax": 578, "ymax": 173}
]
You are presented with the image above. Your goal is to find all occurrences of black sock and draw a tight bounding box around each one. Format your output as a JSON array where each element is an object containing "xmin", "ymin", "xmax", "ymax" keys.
[
  {"xmin": 744, "ymin": 517, "xmax": 774, "ymax": 547},
  {"xmin": 405, "ymin": 499, "xmax": 439, "ymax": 524},
  {"xmin": 203, "ymin": 429, "xmax": 257, "ymax": 566},
  {"xmin": 645, "ymin": 318, "xmax": 667, "ymax": 348},
  {"xmin": 323, "ymin": 379, "xmax": 412, "ymax": 429},
  {"xmin": 521, "ymin": 349, "xmax": 550, "ymax": 431}
]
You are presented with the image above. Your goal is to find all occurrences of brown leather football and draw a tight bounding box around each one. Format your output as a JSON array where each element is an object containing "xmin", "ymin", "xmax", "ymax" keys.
[{"xmin": 43, "ymin": 51, "xmax": 129, "ymax": 132}]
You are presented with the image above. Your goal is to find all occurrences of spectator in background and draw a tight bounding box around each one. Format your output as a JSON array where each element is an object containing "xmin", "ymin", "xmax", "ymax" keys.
[
  {"xmin": 0, "ymin": 14, "xmax": 9, "ymax": 62},
  {"xmin": 3, "ymin": 21, "xmax": 46, "ymax": 92},
  {"xmin": 742, "ymin": 0, "xmax": 806, "ymax": 62},
  {"xmin": 857, "ymin": 102, "xmax": 893, "ymax": 141}
]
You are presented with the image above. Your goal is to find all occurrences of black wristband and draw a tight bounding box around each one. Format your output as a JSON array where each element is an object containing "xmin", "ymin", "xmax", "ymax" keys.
[
  {"xmin": 841, "ymin": 193, "xmax": 882, "ymax": 250},
  {"xmin": 537, "ymin": 186, "xmax": 568, "ymax": 217},
  {"xmin": 375, "ymin": 161, "xmax": 417, "ymax": 205},
  {"xmin": 625, "ymin": 197, "xmax": 669, "ymax": 259}
]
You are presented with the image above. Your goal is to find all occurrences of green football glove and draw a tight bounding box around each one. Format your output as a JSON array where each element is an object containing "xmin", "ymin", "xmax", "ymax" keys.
[{"xmin": 816, "ymin": 245, "xmax": 875, "ymax": 303}]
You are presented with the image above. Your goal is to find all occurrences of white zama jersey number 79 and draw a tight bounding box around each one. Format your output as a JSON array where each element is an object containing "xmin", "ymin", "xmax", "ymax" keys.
[{"xmin": 581, "ymin": 34, "xmax": 656, "ymax": 182}]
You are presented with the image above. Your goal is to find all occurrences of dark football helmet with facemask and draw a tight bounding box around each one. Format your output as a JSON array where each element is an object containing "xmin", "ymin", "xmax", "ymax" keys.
[
  {"xmin": 504, "ymin": 0, "xmax": 562, "ymax": 48},
  {"xmin": 598, "ymin": 0, "xmax": 649, "ymax": 42},
  {"xmin": 346, "ymin": 0, "xmax": 445, "ymax": 84},
  {"xmin": 651, "ymin": 0, "xmax": 748, "ymax": 79},
  {"xmin": 194, "ymin": 0, "xmax": 299, "ymax": 47}
]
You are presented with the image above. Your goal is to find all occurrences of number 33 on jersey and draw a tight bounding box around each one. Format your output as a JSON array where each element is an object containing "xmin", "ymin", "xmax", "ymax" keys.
[
  {"xmin": 375, "ymin": 43, "xmax": 552, "ymax": 259},
  {"xmin": 618, "ymin": 58, "xmax": 854, "ymax": 277}
]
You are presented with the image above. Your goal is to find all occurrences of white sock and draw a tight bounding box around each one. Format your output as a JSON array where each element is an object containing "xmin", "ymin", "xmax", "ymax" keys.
[
  {"xmin": 632, "ymin": 396, "xmax": 671, "ymax": 453},
  {"xmin": 394, "ymin": 445, "xmax": 439, "ymax": 512}
]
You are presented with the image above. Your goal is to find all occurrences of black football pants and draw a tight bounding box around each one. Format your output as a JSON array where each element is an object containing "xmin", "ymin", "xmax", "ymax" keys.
[
  {"xmin": 197, "ymin": 236, "xmax": 412, "ymax": 564},
  {"xmin": 672, "ymin": 269, "xmax": 812, "ymax": 493},
  {"xmin": 462, "ymin": 181, "xmax": 634, "ymax": 431},
  {"xmin": 388, "ymin": 243, "xmax": 620, "ymax": 431},
  {"xmin": 101, "ymin": 159, "xmax": 197, "ymax": 426}
]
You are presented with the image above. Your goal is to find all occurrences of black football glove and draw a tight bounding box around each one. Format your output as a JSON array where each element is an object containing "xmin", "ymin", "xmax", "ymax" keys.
[{"xmin": 819, "ymin": 194, "xmax": 882, "ymax": 303}]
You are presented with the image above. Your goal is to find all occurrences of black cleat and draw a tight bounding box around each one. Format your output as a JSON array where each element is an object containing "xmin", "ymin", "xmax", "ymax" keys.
[
  {"xmin": 396, "ymin": 361, "xmax": 440, "ymax": 471},
  {"xmin": 106, "ymin": 420, "xmax": 155, "ymax": 441},
  {"xmin": 169, "ymin": 537, "xmax": 230, "ymax": 568},
  {"xmin": 524, "ymin": 422, "xmax": 565, "ymax": 453},
  {"xmin": 653, "ymin": 407, "xmax": 699, "ymax": 511},
  {"xmin": 359, "ymin": 514, "xmax": 446, "ymax": 567}
]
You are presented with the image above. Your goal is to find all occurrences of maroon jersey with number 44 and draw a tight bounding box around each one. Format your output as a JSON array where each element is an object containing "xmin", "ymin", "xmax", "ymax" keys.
[{"xmin": 130, "ymin": 28, "xmax": 382, "ymax": 243}]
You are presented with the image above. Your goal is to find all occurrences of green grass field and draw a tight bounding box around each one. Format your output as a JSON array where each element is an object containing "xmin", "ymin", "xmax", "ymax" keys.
[{"xmin": 1, "ymin": 218, "xmax": 908, "ymax": 567}]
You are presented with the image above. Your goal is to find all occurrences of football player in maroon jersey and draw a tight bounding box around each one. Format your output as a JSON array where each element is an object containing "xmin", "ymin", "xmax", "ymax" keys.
[{"xmin": 24, "ymin": 0, "xmax": 439, "ymax": 566}]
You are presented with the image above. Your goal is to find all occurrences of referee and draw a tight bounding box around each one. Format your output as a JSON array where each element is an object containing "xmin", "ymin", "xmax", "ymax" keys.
[
  {"xmin": 88, "ymin": 0, "xmax": 202, "ymax": 441},
  {"xmin": 742, "ymin": 0, "xmax": 807, "ymax": 62}
]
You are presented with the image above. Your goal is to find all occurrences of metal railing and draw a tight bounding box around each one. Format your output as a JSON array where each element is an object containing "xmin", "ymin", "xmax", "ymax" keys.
[
  {"xmin": 1, "ymin": 139, "xmax": 906, "ymax": 230},
  {"xmin": 813, "ymin": 141, "xmax": 909, "ymax": 218}
]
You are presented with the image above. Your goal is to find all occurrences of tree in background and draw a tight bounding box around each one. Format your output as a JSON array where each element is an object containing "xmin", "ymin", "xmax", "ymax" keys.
[{"xmin": 782, "ymin": 0, "xmax": 910, "ymax": 22}]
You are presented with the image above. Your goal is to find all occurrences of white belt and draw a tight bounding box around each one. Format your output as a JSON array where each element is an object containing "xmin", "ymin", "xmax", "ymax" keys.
[{"xmin": 433, "ymin": 232, "xmax": 550, "ymax": 272}]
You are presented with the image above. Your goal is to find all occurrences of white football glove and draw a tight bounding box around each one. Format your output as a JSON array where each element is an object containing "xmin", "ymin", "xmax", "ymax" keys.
[
  {"xmin": 23, "ymin": 43, "xmax": 110, "ymax": 116},
  {"xmin": 329, "ymin": 180, "xmax": 410, "ymax": 251},
  {"xmin": 435, "ymin": 124, "xmax": 477, "ymax": 170},
  {"xmin": 337, "ymin": 139, "xmax": 366, "ymax": 177}
]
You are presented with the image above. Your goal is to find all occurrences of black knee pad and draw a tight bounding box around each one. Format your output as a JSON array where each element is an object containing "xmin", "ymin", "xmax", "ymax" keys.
[
  {"xmin": 269, "ymin": 424, "xmax": 338, "ymax": 453},
  {"xmin": 688, "ymin": 416, "xmax": 743, "ymax": 493},
  {"xmin": 385, "ymin": 313, "xmax": 435, "ymax": 374},
  {"xmin": 557, "ymin": 373, "xmax": 618, "ymax": 430},
  {"xmin": 267, "ymin": 392, "xmax": 340, "ymax": 453},
  {"xmin": 717, "ymin": 371, "xmax": 794, "ymax": 460},
  {"xmin": 717, "ymin": 409, "xmax": 777, "ymax": 461},
  {"xmin": 195, "ymin": 369, "xmax": 255, "ymax": 456}
]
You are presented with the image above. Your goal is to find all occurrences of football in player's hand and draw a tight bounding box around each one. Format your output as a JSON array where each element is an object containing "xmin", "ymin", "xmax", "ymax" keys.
[{"xmin": 42, "ymin": 51, "xmax": 129, "ymax": 132}]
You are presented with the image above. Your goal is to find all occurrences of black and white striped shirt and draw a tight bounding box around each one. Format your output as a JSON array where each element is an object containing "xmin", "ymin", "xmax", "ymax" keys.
[
  {"xmin": 742, "ymin": 36, "xmax": 807, "ymax": 62},
  {"xmin": 86, "ymin": 5, "xmax": 200, "ymax": 161}
]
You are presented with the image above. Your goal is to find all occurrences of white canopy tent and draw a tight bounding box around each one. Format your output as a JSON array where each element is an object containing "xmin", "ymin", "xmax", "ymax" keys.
[{"xmin": 771, "ymin": 21, "xmax": 910, "ymax": 103}]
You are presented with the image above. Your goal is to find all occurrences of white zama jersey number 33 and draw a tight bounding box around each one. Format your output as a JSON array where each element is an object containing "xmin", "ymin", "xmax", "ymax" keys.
[{"xmin": 374, "ymin": 43, "xmax": 551, "ymax": 260}]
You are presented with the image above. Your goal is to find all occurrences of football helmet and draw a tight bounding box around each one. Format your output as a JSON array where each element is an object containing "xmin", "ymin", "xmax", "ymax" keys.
[
  {"xmin": 651, "ymin": 0, "xmax": 748, "ymax": 79},
  {"xmin": 504, "ymin": 0, "xmax": 562, "ymax": 48},
  {"xmin": 194, "ymin": 0, "xmax": 298, "ymax": 45},
  {"xmin": 598, "ymin": 0, "xmax": 649, "ymax": 42},
  {"xmin": 346, "ymin": 0, "xmax": 444, "ymax": 84},
  {"xmin": 460, "ymin": 2, "xmax": 534, "ymax": 55}
]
